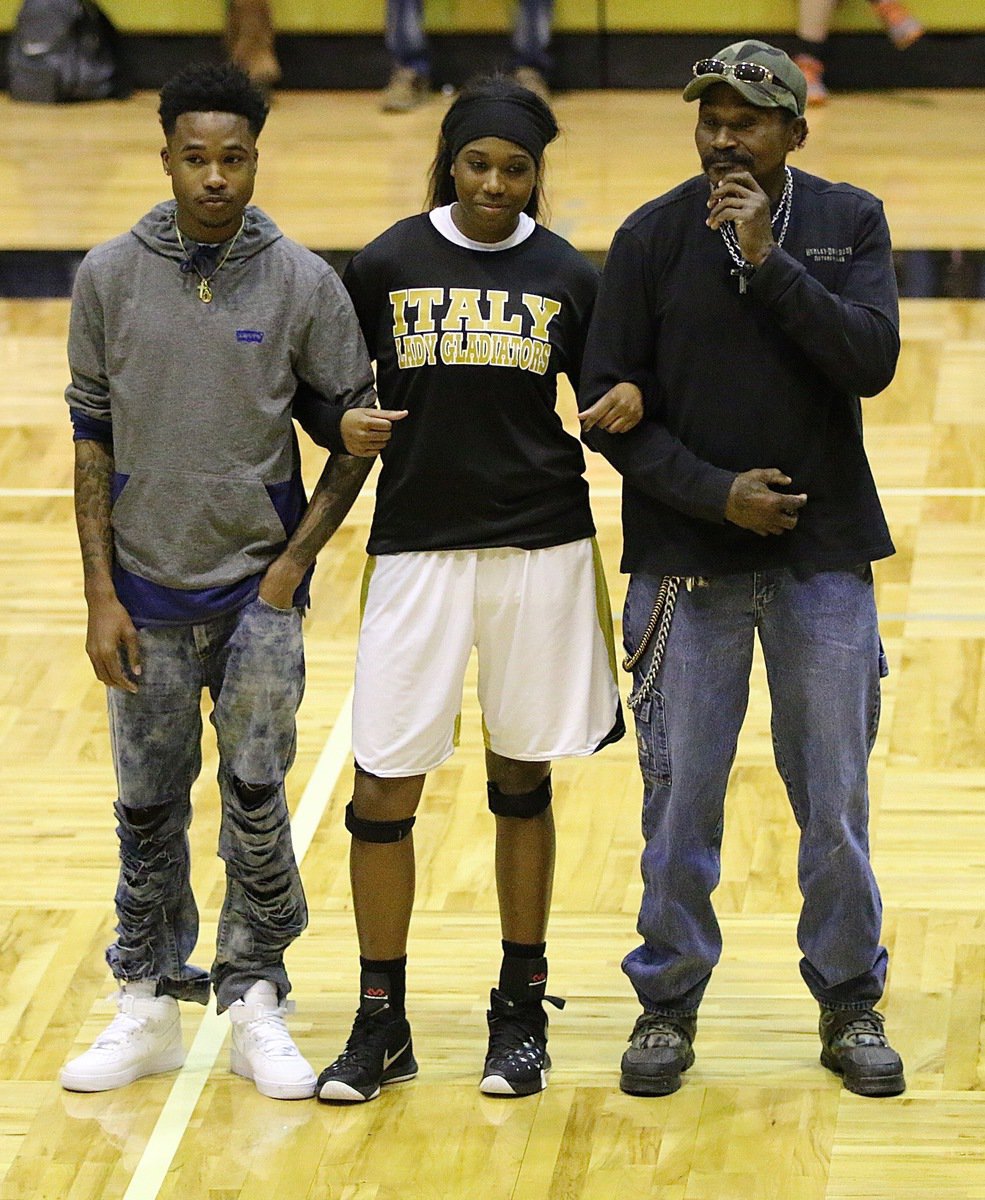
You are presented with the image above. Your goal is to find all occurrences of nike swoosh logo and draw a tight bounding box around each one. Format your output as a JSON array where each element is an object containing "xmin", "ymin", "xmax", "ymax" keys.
[{"xmin": 383, "ymin": 1040, "xmax": 410, "ymax": 1070}]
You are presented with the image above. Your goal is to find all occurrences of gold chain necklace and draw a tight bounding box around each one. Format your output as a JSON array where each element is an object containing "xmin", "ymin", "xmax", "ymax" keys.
[{"xmin": 174, "ymin": 216, "xmax": 245, "ymax": 303}]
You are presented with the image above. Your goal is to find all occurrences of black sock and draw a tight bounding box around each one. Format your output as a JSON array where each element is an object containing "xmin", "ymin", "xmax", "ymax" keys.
[
  {"xmin": 359, "ymin": 955, "xmax": 407, "ymax": 1018},
  {"xmin": 499, "ymin": 940, "xmax": 547, "ymax": 1006}
]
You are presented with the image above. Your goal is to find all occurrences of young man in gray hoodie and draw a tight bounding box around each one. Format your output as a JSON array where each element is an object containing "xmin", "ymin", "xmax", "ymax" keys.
[{"xmin": 60, "ymin": 63, "xmax": 384, "ymax": 1100}]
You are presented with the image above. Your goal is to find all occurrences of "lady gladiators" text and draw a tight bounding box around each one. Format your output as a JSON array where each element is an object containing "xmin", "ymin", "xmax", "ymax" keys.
[{"xmin": 389, "ymin": 287, "xmax": 562, "ymax": 376}]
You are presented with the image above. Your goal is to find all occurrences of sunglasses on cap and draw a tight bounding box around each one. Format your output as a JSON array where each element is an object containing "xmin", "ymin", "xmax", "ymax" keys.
[{"xmin": 692, "ymin": 58, "xmax": 796, "ymax": 97}]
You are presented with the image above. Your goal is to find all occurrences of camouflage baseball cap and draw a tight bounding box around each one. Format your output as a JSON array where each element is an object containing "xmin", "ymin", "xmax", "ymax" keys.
[{"xmin": 682, "ymin": 40, "xmax": 807, "ymax": 118}]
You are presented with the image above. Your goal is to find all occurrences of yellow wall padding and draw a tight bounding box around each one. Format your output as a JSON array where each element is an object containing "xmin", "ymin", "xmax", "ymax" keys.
[{"xmin": 0, "ymin": 0, "xmax": 980, "ymax": 37}]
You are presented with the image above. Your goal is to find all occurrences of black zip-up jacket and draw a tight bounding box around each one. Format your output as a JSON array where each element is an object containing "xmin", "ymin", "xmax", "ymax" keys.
[{"xmin": 578, "ymin": 167, "xmax": 898, "ymax": 576}]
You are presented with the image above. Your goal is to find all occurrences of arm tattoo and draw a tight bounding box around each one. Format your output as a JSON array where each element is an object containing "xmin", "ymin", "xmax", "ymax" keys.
[
  {"xmin": 282, "ymin": 453, "xmax": 374, "ymax": 570},
  {"xmin": 74, "ymin": 440, "xmax": 116, "ymax": 597}
]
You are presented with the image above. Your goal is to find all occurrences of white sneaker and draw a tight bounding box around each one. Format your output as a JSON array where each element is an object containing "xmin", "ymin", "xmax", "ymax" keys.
[
  {"xmin": 229, "ymin": 980, "xmax": 317, "ymax": 1100},
  {"xmin": 59, "ymin": 985, "xmax": 184, "ymax": 1092}
]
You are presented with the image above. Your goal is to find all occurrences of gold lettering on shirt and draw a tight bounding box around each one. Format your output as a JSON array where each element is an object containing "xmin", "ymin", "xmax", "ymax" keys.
[
  {"xmin": 392, "ymin": 288, "xmax": 561, "ymax": 377},
  {"xmin": 405, "ymin": 287, "xmax": 445, "ymax": 333},
  {"xmin": 389, "ymin": 290, "xmax": 410, "ymax": 338},
  {"xmin": 395, "ymin": 332, "xmax": 439, "ymax": 369},
  {"xmin": 441, "ymin": 288, "xmax": 485, "ymax": 331},
  {"xmin": 485, "ymin": 291, "xmax": 524, "ymax": 334},
  {"xmin": 521, "ymin": 294, "xmax": 562, "ymax": 341}
]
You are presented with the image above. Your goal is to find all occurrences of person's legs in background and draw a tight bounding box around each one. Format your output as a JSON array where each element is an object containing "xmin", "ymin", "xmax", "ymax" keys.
[
  {"xmin": 381, "ymin": 0, "xmax": 431, "ymax": 112},
  {"xmin": 793, "ymin": 0, "xmax": 838, "ymax": 105},
  {"xmin": 226, "ymin": 0, "xmax": 281, "ymax": 89},
  {"xmin": 793, "ymin": 0, "xmax": 924, "ymax": 107},
  {"xmin": 512, "ymin": 0, "xmax": 554, "ymax": 100},
  {"xmin": 869, "ymin": 0, "xmax": 924, "ymax": 49}
]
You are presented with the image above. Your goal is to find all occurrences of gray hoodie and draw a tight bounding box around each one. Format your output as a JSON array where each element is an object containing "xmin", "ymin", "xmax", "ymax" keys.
[{"xmin": 66, "ymin": 201, "xmax": 375, "ymax": 601}]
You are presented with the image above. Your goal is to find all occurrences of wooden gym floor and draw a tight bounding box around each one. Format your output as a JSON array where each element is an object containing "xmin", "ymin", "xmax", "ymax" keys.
[{"xmin": 0, "ymin": 88, "xmax": 983, "ymax": 1199}]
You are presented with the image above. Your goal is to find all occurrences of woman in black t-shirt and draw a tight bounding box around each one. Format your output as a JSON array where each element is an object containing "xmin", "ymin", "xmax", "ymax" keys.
[{"xmin": 317, "ymin": 76, "xmax": 638, "ymax": 1106}]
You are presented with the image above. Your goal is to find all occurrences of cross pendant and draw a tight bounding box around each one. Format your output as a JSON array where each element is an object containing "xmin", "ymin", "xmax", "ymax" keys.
[
  {"xmin": 198, "ymin": 278, "xmax": 213, "ymax": 303},
  {"xmin": 730, "ymin": 267, "xmax": 748, "ymax": 295}
]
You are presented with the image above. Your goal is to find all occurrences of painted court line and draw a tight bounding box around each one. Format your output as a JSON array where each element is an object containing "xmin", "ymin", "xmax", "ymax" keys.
[
  {"xmin": 0, "ymin": 488, "xmax": 74, "ymax": 497},
  {"xmin": 881, "ymin": 612, "xmax": 985, "ymax": 622},
  {"xmin": 120, "ymin": 687, "xmax": 354, "ymax": 1200}
]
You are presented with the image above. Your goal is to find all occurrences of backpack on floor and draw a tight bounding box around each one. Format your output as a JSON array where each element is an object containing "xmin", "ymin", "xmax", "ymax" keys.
[{"xmin": 7, "ymin": 0, "xmax": 128, "ymax": 103}]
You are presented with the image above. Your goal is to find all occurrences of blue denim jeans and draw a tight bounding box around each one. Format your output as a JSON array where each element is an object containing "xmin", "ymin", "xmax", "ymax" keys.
[
  {"xmin": 105, "ymin": 597, "xmax": 308, "ymax": 1011},
  {"xmin": 386, "ymin": 0, "xmax": 554, "ymax": 74},
  {"xmin": 622, "ymin": 567, "xmax": 889, "ymax": 1015}
]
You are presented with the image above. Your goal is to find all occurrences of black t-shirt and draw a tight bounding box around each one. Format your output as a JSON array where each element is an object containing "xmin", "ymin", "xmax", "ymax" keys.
[{"xmin": 343, "ymin": 214, "xmax": 599, "ymax": 554}]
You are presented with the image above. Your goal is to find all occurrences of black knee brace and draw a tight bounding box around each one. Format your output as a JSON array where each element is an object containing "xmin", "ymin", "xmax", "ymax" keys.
[
  {"xmin": 487, "ymin": 774, "xmax": 553, "ymax": 818},
  {"xmin": 344, "ymin": 800, "xmax": 416, "ymax": 843}
]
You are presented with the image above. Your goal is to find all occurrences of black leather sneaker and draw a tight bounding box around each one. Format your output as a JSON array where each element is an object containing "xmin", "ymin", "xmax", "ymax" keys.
[
  {"xmin": 619, "ymin": 1011, "xmax": 696, "ymax": 1096},
  {"xmin": 819, "ymin": 1007, "xmax": 905, "ymax": 1096}
]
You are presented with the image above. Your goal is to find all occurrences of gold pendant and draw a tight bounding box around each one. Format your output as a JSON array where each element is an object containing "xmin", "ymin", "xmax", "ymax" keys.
[{"xmin": 198, "ymin": 278, "xmax": 213, "ymax": 303}]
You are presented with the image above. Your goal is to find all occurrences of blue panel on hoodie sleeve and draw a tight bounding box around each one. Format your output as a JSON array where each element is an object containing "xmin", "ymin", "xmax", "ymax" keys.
[{"xmin": 71, "ymin": 409, "xmax": 113, "ymax": 444}]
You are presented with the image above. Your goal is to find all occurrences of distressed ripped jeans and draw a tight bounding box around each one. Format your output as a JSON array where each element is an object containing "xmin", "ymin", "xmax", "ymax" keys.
[
  {"xmin": 622, "ymin": 567, "xmax": 889, "ymax": 1016},
  {"xmin": 106, "ymin": 597, "xmax": 308, "ymax": 1010}
]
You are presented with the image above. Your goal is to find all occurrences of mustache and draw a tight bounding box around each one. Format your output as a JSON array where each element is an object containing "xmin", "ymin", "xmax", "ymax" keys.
[{"xmin": 703, "ymin": 153, "xmax": 753, "ymax": 170}]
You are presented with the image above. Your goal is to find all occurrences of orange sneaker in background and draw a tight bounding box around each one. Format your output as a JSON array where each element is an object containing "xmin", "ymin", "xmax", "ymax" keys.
[
  {"xmin": 795, "ymin": 53, "xmax": 829, "ymax": 107},
  {"xmin": 872, "ymin": 0, "xmax": 925, "ymax": 50}
]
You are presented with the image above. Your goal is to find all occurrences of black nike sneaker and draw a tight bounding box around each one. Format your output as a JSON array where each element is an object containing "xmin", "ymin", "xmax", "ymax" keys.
[
  {"xmin": 479, "ymin": 988, "xmax": 564, "ymax": 1097},
  {"xmin": 316, "ymin": 1008, "xmax": 417, "ymax": 1103}
]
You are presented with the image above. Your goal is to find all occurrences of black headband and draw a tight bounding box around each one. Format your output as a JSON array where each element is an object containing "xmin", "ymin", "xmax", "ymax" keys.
[{"xmin": 443, "ymin": 94, "xmax": 558, "ymax": 162}]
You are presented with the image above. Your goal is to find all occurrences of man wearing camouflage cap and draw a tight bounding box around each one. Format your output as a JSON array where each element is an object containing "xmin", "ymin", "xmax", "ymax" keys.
[{"xmin": 579, "ymin": 41, "xmax": 905, "ymax": 1098}]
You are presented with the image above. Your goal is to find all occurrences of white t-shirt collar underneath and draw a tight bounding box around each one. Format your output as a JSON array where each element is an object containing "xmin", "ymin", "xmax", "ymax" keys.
[{"xmin": 429, "ymin": 204, "xmax": 536, "ymax": 251}]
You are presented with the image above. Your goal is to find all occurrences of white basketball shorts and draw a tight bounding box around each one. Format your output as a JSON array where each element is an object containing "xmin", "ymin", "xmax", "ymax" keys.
[{"xmin": 352, "ymin": 539, "xmax": 622, "ymax": 777}]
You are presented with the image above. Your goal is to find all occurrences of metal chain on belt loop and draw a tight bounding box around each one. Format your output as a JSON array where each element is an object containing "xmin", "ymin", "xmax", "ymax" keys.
[{"xmin": 622, "ymin": 575, "xmax": 681, "ymax": 712}]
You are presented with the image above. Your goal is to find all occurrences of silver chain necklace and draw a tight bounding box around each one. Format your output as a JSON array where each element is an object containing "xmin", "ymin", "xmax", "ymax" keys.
[{"xmin": 719, "ymin": 166, "xmax": 793, "ymax": 294}]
